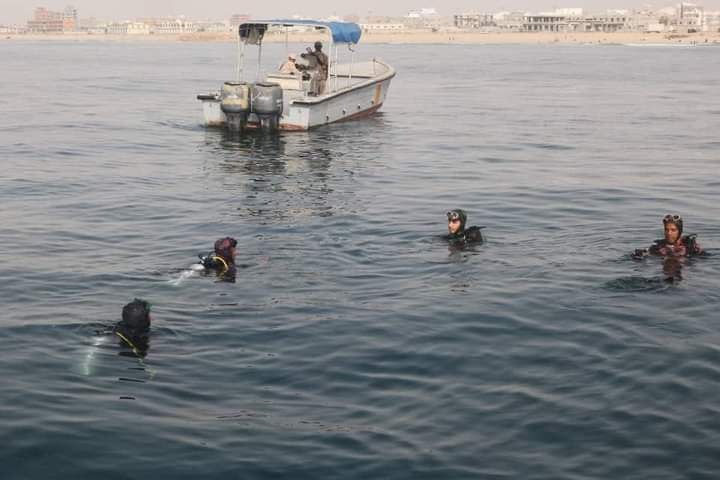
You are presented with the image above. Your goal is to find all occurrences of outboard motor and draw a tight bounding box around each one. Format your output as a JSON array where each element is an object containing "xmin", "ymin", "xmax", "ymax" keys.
[
  {"xmin": 220, "ymin": 81, "xmax": 250, "ymax": 131},
  {"xmin": 251, "ymin": 82, "xmax": 283, "ymax": 131}
]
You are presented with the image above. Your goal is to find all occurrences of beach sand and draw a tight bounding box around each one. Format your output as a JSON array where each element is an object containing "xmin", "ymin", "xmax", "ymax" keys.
[{"xmin": 5, "ymin": 30, "xmax": 720, "ymax": 45}]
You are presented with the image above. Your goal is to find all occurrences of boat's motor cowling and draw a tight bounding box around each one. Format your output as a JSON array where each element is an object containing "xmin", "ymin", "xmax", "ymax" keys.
[
  {"xmin": 251, "ymin": 82, "xmax": 283, "ymax": 131},
  {"xmin": 220, "ymin": 81, "xmax": 250, "ymax": 131}
]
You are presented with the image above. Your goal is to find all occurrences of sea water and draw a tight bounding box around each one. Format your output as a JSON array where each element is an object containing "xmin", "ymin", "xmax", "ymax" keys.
[{"xmin": 1, "ymin": 40, "xmax": 720, "ymax": 479}]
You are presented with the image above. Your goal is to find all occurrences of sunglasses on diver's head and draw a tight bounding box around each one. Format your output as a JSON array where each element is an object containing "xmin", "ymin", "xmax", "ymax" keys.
[
  {"xmin": 663, "ymin": 214, "xmax": 681, "ymax": 224},
  {"xmin": 446, "ymin": 211, "xmax": 461, "ymax": 221}
]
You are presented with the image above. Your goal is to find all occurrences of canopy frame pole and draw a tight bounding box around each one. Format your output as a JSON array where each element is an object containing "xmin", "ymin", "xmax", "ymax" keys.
[
  {"xmin": 333, "ymin": 42, "xmax": 339, "ymax": 92},
  {"xmin": 236, "ymin": 36, "xmax": 246, "ymax": 81},
  {"xmin": 284, "ymin": 26, "xmax": 289, "ymax": 59},
  {"xmin": 256, "ymin": 36, "xmax": 263, "ymax": 82},
  {"xmin": 347, "ymin": 44, "xmax": 355, "ymax": 88}
]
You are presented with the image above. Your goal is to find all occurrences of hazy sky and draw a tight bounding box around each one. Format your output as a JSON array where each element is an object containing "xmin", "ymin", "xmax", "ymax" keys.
[{"xmin": 2, "ymin": 0, "xmax": 719, "ymax": 24}]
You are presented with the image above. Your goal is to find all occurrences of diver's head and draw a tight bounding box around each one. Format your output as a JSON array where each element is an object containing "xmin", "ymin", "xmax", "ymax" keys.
[
  {"xmin": 314, "ymin": 41, "xmax": 323, "ymax": 51},
  {"xmin": 663, "ymin": 214, "xmax": 683, "ymax": 244},
  {"xmin": 120, "ymin": 298, "xmax": 151, "ymax": 333},
  {"xmin": 447, "ymin": 209, "xmax": 467, "ymax": 235},
  {"xmin": 214, "ymin": 236, "xmax": 238, "ymax": 262}
]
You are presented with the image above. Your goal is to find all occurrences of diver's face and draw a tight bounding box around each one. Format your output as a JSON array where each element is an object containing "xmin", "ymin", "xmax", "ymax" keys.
[
  {"xmin": 664, "ymin": 223, "xmax": 680, "ymax": 244},
  {"xmin": 448, "ymin": 218, "xmax": 462, "ymax": 235}
]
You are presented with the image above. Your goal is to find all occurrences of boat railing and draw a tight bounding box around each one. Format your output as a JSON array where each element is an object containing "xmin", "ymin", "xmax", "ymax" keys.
[
  {"xmin": 265, "ymin": 72, "xmax": 306, "ymax": 91},
  {"xmin": 262, "ymin": 59, "xmax": 393, "ymax": 98}
]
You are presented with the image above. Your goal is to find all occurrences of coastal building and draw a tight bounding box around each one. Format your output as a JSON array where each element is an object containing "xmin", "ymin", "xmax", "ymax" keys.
[
  {"xmin": 576, "ymin": 14, "xmax": 632, "ymax": 32},
  {"xmin": 63, "ymin": 5, "xmax": 77, "ymax": 31},
  {"xmin": 522, "ymin": 11, "xmax": 631, "ymax": 32},
  {"xmin": 452, "ymin": 7, "xmax": 653, "ymax": 33},
  {"xmin": 151, "ymin": 19, "xmax": 197, "ymax": 34},
  {"xmin": 0, "ymin": 24, "xmax": 25, "ymax": 34},
  {"xmin": 644, "ymin": 23, "xmax": 668, "ymax": 32},
  {"xmin": 453, "ymin": 13, "xmax": 496, "ymax": 29},
  {"xmin": 75, "ymin": 17, "xmax": 108, "ymax": 34},
  {"xmin": 194, "ymin": 21, "xmax": 231, "ymax": 33},
  {"xmin": 106, "ymin": 21, "xmax": 151, "ymax": 35},
  {"xmin": 705, "ymin": 11, "xmax": 720, "ymax": 31},
  {"xmin": 523, "ymin": 13, "xmax": 570, "ymax": 32},
  {"xmin": 87, "ymin": 26, "xmax": 109, "ymax": 34},
  {"xmin": 360, "ymin": 23, "xmax": 406, "ymax": 31},
  {"xmin": 629, "ymin": 8, "xmax": 665, "ymax": 32},
  {"xmin": 494, "ymin": 11, "xmax": 526, "ymax": 31},
  {"xmin": 675, "ymin": 2, "xmax": 704, "ymax": 32},
  {"xmin": 27, "ymin": 7, "xmax": 64, "ymax": 33}
]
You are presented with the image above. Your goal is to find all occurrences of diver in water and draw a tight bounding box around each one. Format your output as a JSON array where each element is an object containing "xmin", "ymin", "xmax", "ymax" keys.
[
  {"xmin": 81, "ymin": 299, "xmax": 154, "ymax": 377},
  {"xmin": 197, "ymin": 236, "xmax": 238, "ymax": 282},
  {"xmin": 633, "ymin": 214, "xmax": 704, "ymax": 259},
  {"xmin": 445, "ymin": 209, "xmax": 484, "ymax": 245},
  {"xmin": 114, "ymin": 298, "xmax": 152, "ymax": 358}
]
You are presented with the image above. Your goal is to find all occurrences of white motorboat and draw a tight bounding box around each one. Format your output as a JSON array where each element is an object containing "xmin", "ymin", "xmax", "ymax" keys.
[{"xmin": 197, "ymin": 20, "xmax": 396, "ymax": 132}]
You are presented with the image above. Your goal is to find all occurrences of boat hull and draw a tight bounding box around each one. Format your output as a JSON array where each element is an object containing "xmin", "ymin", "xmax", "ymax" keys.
[{"xmin": 198, "ymin": 59, "xmax": 395, "ymax": 131}]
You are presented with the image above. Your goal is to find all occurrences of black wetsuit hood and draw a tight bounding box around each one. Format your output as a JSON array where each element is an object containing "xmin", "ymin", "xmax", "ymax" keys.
[
  {"xmin": 446, "ymin": 209, "xmax": 484, "ymax": 244},
  {"xmin": 448, "ymin": 209, "xmax": 468, "ymax": 233},
  {"xmin": 118, "ymin": 299, "xmax": 151, "ymax": 334}
]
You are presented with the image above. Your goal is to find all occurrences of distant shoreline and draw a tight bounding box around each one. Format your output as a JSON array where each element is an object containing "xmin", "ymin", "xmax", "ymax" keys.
[{"xmin": 5, "ymin": 30, "xmax": 720, "ymax": 45}]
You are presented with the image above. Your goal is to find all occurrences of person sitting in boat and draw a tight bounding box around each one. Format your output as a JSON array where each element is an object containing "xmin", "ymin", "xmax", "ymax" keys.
[
  {"xmin": 298, "ymin": 41, "xmax": 328, "ymax": 95},
  {"xmin": 198, "ymin": 236, "xmax": 238, "ymax": 282},
  {"xmin": 114, "ymin": 298, "xmax": 152, "ymax": 358},
  {"xmin": 445, "ymin": 209, "xmax": 484, "ymax": 245},
  {"xmin": 633, "ymin": 214, "xmax": 704, "ymax": 258},
  {"xmin": 278, "ymin": 54, "xmax": 299, "ymax": 75}
]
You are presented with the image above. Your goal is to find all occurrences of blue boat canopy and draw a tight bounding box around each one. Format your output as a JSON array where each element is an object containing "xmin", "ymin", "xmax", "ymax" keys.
[{"xmin": 239, "ymin": 19, "xmax": 362, "ymax": 45}]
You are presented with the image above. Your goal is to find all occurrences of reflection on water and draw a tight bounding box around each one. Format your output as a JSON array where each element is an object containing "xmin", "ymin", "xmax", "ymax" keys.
[
  {"xmin": 200, "ymin": 128, "xmax": 345, "ymax": 221},
  {"xmin": 662, "ymin": 256, "xmax": 684, "ymax": 282},
  {"xmin": 606, "ymin": 255, "xmax": 691, "ymax": 292},
  {"xmin": 605, "ymin": 275, "xmax": 674, "ymax": 292},
  {"xmin": 79, "ymin": 323, "xmax": 155, "ymax": 388}
]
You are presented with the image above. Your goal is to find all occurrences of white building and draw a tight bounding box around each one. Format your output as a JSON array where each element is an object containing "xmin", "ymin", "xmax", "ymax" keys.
[
  {"xmin": 677, "ymin": 2, "xmax": 704, "ymax": 32},
  {"xmin": 454, "ymin": 13, "xmax": 495, "ymax": 29},
  {"xmin": 523, "ymin": 11, "xmax": 632, "ymax": 32},
  {"xmin": 0, "ymin": 24, "xmax": 24, "ymax": 33},
  {"xmin": 360, "ymin": 23, "xmax": 406, "ymax": 31},
  {"xmin": 493, "ymin": 11, "xmax": 526, "ymax": 30},
  {"xmin": 705, "ymin": 11, "xmax": 720, "ymax": 31},
  {"xmin": 152, "ymin": 19, "xmax": 197, "ymax": 34},
  {"xmin": 194, "ymin": 20, "xmax": 231, "ymax": 33},
  {"xmin": 106, "ymin": 21, "xmax": 151, "ymax": 35},
  {"xmin": 645, "ymin": 23, "xmax": 667, "ymax": 32}
]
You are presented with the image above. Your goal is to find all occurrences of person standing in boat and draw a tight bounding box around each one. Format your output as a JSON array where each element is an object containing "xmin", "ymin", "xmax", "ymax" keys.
[{"xmin": 299, "ymin": 41, "xmax": 328, "ymax": 95}]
